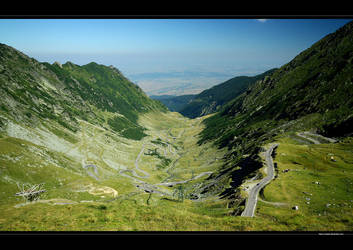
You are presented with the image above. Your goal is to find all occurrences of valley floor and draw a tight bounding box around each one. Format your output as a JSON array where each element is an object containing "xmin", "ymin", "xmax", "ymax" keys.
[{"xmin": 0, "ymin": 111, "xmax": 353, "ymax": 231}]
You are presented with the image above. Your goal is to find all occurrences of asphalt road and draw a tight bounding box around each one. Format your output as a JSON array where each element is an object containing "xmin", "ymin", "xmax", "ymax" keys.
[
  {"xmin": 83, "ymin": 163, "xmax": 100, "ymax": 181},
  {"xmin": 241, "ymin": 143, "xmax": 278, "ymax": 217},
  {"xmin": 156, "ymin": 171, "xmax": 213, "ymax": 187},
  {"xmin": 134, "ymin": 143, "xmax": 150, "ymax": 178}
]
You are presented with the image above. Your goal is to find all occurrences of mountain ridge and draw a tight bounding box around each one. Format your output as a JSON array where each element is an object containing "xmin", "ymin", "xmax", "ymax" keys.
[
  {"xmin": 179, "ymin": 68, "xmax": 277, "ymax": 118},
  {"xmin": 194, "ymin": 20, "xmax": 353, "ymax": 202},
  {"xmin": 0, "ymin": 43, "xmax": 167, "ymax": 140},
  {"xmin": 150, "ymin": 94, "xmax": 195, "ymax": 112}
]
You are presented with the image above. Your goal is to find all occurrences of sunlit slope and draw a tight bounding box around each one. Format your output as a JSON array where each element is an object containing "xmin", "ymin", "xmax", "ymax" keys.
[
  {"xmin": 0, "ymin": 42, "xmax": 238, "ymax": 231},
  {"xmin": 0, "ymin": 111, "xmax": 232, "ymax": 230},
  {"xmin": 255, "ymin": 136, "xmax": 353, "ymax": 230},
  {"xmin": 2, "ymin": 113, "xmax": 352, "ymax": 230},
  {"xmin": 0, "ymin": 43, "xmax": 238, "ymax": 230}
]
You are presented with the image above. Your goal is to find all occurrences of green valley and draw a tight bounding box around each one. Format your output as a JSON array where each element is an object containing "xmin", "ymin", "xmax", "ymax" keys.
[{"xmin": 0, "ymin": 19, "xmax": 353, "ymax": 232}]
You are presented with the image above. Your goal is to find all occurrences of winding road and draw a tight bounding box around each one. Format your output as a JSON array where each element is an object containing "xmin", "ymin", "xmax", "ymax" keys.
[
  {"xmin": 114, "ymin": 130, "xmax": 214, "ymax": 197},
  {"xmin": 156, "ymin": 171, "xmax": 213, "ymax": 187},
  {"xmin": 241, "ymin": 132, "xmax": 337, "ymax": 217},
  {"xmin": 134, "ymin": 143, "xmax": 150, "ymax": 178},
  {"xmin": 241, "ymin": 143, "xmax": 278, "ymax": 217},
  {"xmin": 82, "ymin": 159, "xmax": 100, "ymax": 181}
]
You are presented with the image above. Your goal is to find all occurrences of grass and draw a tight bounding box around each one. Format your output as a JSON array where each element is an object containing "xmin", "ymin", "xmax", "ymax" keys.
[
  {"xmin": 1, "ymin": 110, "xmax": 353, "ymax": 231},
  {"xmin": 0, "ymin": 111, "xmax": 241, "ymax": 231},
  {"xmin": 0, "ymin": 190, "xmax": 290, "ymax": 231},
  {"xmin": 256, "ymin": 136, "xmax": 353, "ymax": 230}
]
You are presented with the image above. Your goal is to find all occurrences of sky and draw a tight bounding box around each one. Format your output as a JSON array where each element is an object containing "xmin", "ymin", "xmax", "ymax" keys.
[{"xmin": 0, "ymin": 18, "xmax": 352, "ymax": 94}]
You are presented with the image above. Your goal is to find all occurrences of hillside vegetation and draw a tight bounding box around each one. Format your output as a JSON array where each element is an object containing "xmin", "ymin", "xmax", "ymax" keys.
[
  {"xmin": 201, "ymin": 21, "xmax": 353, "ymax": 150},
  {"xmin": 192, "ymin": 20, "xmax": 353, "ymax": 210},
  {"xmin": 0, "ymin": 43, "xmax": 234, "ymax": 231},
  {"xmin": 151, "ymin": 69, "xmax": 276, "ymax": 117},
  {"xmin": 150, "ymin": 94, "xmax": 195, "ymax": 112},
  {"xmin": 0, "ymin": 43, "xmax": 166, "ymax": 140},
  {"xmin": 179, "ymin": 69, "xmax": 277, "ymax": 118}
]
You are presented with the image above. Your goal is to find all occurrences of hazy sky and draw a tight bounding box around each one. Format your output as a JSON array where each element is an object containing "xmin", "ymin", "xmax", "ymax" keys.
[{"xmin": 0, "ymin": 18, "xmax": 351, "ymax": 80}]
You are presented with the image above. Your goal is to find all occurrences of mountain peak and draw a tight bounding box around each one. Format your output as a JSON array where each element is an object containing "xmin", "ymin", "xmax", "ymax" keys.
[
  {"xmin": 53, "ymin": 61, "xmax": 62, "ymax": 68},
  {"xmin": 63, "ymin": 61, "xmax": 76, "ymax": 68},
  {"xmin": 109, "ymin": 65, "xmax": 122, "ymax": 74}
]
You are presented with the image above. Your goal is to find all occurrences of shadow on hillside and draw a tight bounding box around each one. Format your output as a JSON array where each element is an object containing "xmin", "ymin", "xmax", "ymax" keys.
[
  {"xmin": 219, "ymin": 156, "xmax": 263, "ymax": 200},
  {"xmin": 321, "ymin": 116, "xmax": 353, "ymax": 137},
  {"xmin": 161, "ymin": 197, "xmax": 181, "ymax": 203}
]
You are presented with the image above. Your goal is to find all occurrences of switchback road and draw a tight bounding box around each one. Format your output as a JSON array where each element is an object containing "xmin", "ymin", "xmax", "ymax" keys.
[{"xmin": 241, "ymin": 143, "xmax": 278, "ymax": 217}]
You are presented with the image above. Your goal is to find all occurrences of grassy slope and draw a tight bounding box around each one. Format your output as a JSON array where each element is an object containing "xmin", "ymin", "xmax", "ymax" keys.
[
  {"xmin": 138, "ymin": 22, "xmax": 353, "ymax": 227},
  {"xmin": 43, "ymin": 61, "xmax": 167, "ymax": 140},
  {"xmin": 3, "ymin": 126, "xmax": 351, "ymax": 231},
  {"xmin": 200, "ymin": 21, "xmax": 353, "ymax": 148},
  {"xmin": 256, "ymin": 136, "xmax": 353, "ymax": 231},
  {"xmin": 194, "ymin": 21, "xmax": 353, "ymax": 203},
  {"xmin": 0, "ymin": 111, "xmax": 237, "ymax": 231},
  {"xmin": 205, "ymin": 25, "xmax": 352, "ymax": 136},
  {"xmin": 1, "ymin": 110, "xmax": 310, "ymax": 231},
  {"xmin": 0, "ymin": 43, "xmax": 167, "ymax": 141}
]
